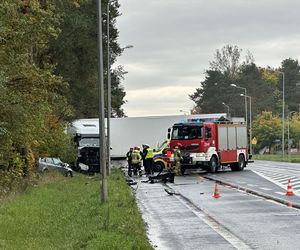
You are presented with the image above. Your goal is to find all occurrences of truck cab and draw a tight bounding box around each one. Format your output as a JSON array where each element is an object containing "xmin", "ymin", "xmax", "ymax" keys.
[{"xmin": 67, "ymin": 120, "xmax": 100, "ymax": 173}]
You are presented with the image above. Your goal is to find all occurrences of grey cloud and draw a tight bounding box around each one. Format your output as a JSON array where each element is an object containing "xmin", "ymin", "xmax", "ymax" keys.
[{"xmin": 116, "ymin": 0, "xmax": 300, "ymax": 116}]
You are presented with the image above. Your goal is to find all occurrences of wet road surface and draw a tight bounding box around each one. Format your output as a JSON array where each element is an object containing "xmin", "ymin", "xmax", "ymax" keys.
[{"xmin": 129, "ymin": 160, "xmax": 300, "ymax": 249}]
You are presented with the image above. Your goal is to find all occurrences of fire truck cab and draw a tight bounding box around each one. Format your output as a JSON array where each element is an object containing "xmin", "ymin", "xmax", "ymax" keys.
[{"xmin": 168, "ymin": 119, "xmax": 249, "ymax": 173}]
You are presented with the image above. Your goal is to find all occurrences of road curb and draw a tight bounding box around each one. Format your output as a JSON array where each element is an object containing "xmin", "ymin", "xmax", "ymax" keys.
[{"xmin": 203, "ymin": 175, "xmax": 300, "ymax": 210}]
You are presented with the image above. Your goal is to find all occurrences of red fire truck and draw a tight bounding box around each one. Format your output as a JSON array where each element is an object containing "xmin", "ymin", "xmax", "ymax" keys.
[{"xmin": 168, "ymin": 118, "xmax": 250, "ymax": 174}]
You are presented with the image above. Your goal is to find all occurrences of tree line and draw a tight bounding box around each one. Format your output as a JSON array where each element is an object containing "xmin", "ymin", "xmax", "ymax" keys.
[
  {"xmin": 0, "ymin": 0, "xmax": 126, "ymax": 175},
  {"xmin": 190, "ymin": 45, "xmax": 300, "ymax": 152}
]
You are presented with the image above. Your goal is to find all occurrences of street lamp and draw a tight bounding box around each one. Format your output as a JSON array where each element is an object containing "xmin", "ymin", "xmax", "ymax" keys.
[
  {"xmin": 288, "ymin": 111, "xmax": 297, "ymax": 162},
  {"xmin": 222, "ymin": 102, "xmax": 230, "ymax": 118},
  {"xmin": 240, "ymin": 94, "xmax": 252, "ymax": 155},
  {"xmin": 230, "ymin": 84, "xmax": 247, "ymax": 125}
]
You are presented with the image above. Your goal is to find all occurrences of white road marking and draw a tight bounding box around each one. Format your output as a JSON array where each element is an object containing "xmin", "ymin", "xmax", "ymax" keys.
[
  {"xmin": 290, "ymin": 179, "xmax": 300, "ymax": 185},
  {"xmin": 259, "ymin": 187, "xmax": 272, "ymax": 191},
  {"xmin": 175, "ymin": 195, "xmax": 252, "ymax": 250},
  {"xmin": 292, "ymin": 184, "xmax": 300, "ymax": 189},
  {"xmin": 246, "ymin": 184, "xmax": 258, "ymax": 187},
  {"xmin": 274, "ymin": 176, "xmax": 292, "ymax": 182},
  {"xmin": 275, "ymin": 192, "xmax": 286, "ymax": 196}
]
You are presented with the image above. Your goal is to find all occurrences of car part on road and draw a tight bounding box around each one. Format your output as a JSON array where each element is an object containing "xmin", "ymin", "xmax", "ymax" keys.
[
  {"xmin": 148, "ymin": 171, "xmax": 175, "ymax": 184},
  {"xmin": 164, "ymin": 188, "xmax": 179, "ymax": 195}
]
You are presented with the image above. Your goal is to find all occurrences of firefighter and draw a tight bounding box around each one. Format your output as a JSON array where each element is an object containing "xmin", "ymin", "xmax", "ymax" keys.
[
  {"xmin": 126, "ymin": 147, "xmax": 133, "ymax": 176},
  {"xmin": 145, "ymin": 144, "xmax": 154, "ymax": 175},
  {"xmin": 173, "ymin": 143, "xmax": 183, "ymax": 175},
  {"xmin": 142, "ymin": 144, "xmax": 147, "ymax": 173},
  {"xmin": 131, "ymin": 146, "xmax": 142, "ymax": 176}
]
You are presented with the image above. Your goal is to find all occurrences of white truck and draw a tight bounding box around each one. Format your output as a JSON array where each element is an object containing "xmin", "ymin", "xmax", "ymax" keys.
[{"xmin": 67, "ymin": 114, "xmax": 228, "ymax": 172}]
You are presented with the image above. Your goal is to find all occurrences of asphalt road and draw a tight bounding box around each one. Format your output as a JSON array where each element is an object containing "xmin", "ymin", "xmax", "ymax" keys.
[{"xmin": 129, "ymin": 160, "xmax": 300, "ymax": 250}]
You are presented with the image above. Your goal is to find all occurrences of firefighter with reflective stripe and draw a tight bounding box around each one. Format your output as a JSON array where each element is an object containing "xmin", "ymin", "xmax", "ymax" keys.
[
  {"xmin": 131, "ymin": 147, "xmax": 142, "ymax": 176},
  {"xmin": 145, "ymin": 144, "xmax": 154, "ymax": 175},
  {"xmin": 173, "ymin": 143, "xmax": 183, "ymax": 175}
]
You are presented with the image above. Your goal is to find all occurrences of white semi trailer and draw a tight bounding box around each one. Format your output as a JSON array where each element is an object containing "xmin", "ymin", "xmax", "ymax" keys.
[{"xmin": 67, "ymin": 114, "xmax": 228, "ymax": 172}]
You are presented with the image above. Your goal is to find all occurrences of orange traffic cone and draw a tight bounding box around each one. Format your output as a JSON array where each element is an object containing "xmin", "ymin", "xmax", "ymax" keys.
[
  {"xmin": 286, "ymin": 179, "xmax": 294, "ymax": 196},
  {"xmin": 212, "ymin": 183, "xmax": 221, "ymax": 198}
]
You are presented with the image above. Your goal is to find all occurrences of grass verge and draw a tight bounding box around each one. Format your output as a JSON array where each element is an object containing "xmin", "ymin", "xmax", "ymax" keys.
[
  {"xmin": 0, "ymin": 170, "xmax": 152, "ymax": 250},
  {"xmin": 253, "ymin": 154, "xmax": 300, "ymax": 163}
]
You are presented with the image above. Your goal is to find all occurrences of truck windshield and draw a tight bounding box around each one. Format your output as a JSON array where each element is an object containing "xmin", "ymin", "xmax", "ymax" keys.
[
  {"xmin": 79, "ymin": 138, "xmax": 99, "ymax": 147},
  {"xmin": 171, "ymin": 125, "xmax": 202, "ymax": 140},
  {"xmin": 157, "ymin": 140, "xmax": 169, "ymax": 151}
]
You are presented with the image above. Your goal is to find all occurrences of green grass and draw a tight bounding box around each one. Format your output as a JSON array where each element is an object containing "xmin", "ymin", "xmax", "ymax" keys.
[
  {"xmin": 253, "ymin": 154, "xmax": 300, "ymax": 163},
  {"xmin": 0, "ymin": 170, "xmax": 152, "ymax": 250}
]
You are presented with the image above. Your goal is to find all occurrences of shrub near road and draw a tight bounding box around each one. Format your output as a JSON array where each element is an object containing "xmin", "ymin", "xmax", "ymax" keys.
[{"xmin": 0, "ymin": 170, "xmax": 152, "ymax": 250}]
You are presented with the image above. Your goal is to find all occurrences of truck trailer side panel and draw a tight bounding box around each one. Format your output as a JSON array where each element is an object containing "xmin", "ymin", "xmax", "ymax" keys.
[{"xmin": 110, "ymin": 114, "xmax": 226, "ymax": 158}]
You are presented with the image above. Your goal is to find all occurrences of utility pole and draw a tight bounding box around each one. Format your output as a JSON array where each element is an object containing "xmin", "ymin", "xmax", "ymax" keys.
[
  {"xmin": 241, "ymin": 94, "xmax": 252, "ymax": 155},
  {"xmin": 281, "ymin": 72, "xmax": 285, "ymax": 157},
  {"xmin": 97, "ymin": 0, "xmax": 108, "ymax": 202},
  {"xmin": 107, "ymin": 2, "xmax": 111, "ymax": 176}
]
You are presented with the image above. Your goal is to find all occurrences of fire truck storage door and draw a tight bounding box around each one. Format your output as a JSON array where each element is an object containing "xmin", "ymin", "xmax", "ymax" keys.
[
  {"xmin": 228, "ymin": 127, "xmax": 237, "ymax": 150},
  {"xmin": 236, "ymin": 126, "xmax": 247, "ymax": 148},
  {"xmin": 218, "ymin": 126, "xmax": 228, "ymax": 150}
]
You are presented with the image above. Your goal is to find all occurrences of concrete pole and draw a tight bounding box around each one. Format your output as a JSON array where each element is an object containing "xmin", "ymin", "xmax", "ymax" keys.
[
  {"xmin": 249, "ymin": 96, "xmax": 252, "ymax": 155},
  {"xmin": 107, "ymin": 3, "xmax": 111, "ymax": 176},
  {"xmin": 97, "ymin": 0, "xmax": 108, "ymax": 202},
  {"xmin": 278, "ymin": 72, "xmax": 285, "ymax": 156},
  {"xmin": 288, "ymin": 111, "xmax": 296, "ymax": 162}
]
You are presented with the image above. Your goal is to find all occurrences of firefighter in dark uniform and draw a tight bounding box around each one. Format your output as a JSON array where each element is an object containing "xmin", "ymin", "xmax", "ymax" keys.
[
  {"xmin": 126, "ymin": 148, "xmax": 133, "ymax": 176},
  {"xmin": 142, "ymin": 144, "xmax": 148, "ymax": 173}
]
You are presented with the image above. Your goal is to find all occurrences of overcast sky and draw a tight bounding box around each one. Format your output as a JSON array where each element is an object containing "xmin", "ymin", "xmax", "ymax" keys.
[{"xmin": 115, "ymin": 0, "xmax": 300, "ymax": 117}]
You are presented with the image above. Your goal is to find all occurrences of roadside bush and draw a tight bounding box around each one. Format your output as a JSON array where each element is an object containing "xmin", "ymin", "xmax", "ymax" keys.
[{"xmin": 0, "ymin": 169, "xmax": 30, "ymax": 199}]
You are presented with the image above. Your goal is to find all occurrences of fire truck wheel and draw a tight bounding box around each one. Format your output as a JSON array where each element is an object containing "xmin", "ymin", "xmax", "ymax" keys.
[
  {"xmin": 237, "ymin": 154, "xmax": 246, "ymax": 170},
  {"xmin": 231, "ymin": 154, "xmax": 245, "ymax": 171},
  {"xmin": 208, "ymin": 156, "xmax": 218, "ymax": 173}
]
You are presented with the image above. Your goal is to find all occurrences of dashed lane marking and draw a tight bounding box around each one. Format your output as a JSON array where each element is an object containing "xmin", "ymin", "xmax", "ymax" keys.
[
  {"xmin": 259, "ymin": 187, "xmax": 273, "ymax": 191},
  {"xmin": 246, "ymin": 184, "xmax": 258, "ymax": 187},
  {"xmin": 275, "ymin": 191, "xmax": 286, "ymax": 196}
]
